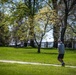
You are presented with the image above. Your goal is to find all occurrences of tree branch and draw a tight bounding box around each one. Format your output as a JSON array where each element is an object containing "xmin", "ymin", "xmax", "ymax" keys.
[
  {"xmin": 44, "ymin": 0, "xmax": 53, "ymax": 9},
  {"xmin": 69, "ymin": 0, "xmax": 76, "ymax": 12},
  {"xmin": 69, "ymin": 25, "xmax": 76, "ymax": 34}
]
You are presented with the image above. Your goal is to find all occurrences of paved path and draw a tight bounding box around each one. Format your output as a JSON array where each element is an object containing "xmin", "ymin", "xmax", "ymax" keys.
[{"xmin": 0, "ymin": 60, "xmax": 76, "ymax": 68}]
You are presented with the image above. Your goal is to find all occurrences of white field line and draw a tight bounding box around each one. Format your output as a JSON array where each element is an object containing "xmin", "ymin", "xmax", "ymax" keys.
[{"xmin": 0, "ymin": 60, "xmax": 76, "ymax": 68}]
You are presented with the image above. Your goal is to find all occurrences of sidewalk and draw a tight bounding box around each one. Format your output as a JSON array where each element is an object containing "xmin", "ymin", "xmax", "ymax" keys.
[{"xmin": 0, "ymin": 60, "xmax": 76, "ymax": 68}]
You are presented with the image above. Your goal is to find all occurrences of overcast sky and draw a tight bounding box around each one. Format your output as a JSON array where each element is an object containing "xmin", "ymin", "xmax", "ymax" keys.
[{"xmin": 42, "ymin": 30, "xmax": 54, "ymax": 42}]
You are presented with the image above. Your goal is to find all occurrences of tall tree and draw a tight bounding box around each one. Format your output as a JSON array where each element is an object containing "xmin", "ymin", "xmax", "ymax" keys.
[
  {"xmin": 51, "ymin": 0, "xmax": 60, "ymax": 48},
  {"xmin": 61, "ymin": 0, "xmax": 76, "ymax": 42},
  {"xmin": 51, "ymin": 0, "xmax": 76, "ymax": 46},
  {"xmin": 9, "ymin": 1, "xmax": 29, "ymax": 47},
  {"xmin": 34, "ymin": 6, "xmax": 58, "ymax": 53},
  {"xmin": 24, "ymin": 0, "xmax": 45, "ymax": 47},
  {"xmin": 24, "ymin": 0, "xmax": 36, "ymax": 47},
  {"xmin": 0, "ymin": 0, "xmax": 10, "ymax": 46},
  {"xmin": 0, "ymin": 12, "xmax": 10, "ymax": 46}
]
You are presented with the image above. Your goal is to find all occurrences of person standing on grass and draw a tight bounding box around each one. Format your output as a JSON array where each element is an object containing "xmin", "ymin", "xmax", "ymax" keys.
[{"xmin": 57, "ymin": 40, "xmax": 65, "ymax": 66}]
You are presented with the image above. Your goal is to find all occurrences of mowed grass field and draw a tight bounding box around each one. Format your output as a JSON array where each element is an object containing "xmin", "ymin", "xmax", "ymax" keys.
[{"xmin": 0, "ymin": 47, "xmax": 76, "ymax": 75}]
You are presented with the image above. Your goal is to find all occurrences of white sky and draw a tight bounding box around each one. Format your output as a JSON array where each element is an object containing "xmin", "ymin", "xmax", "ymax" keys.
[{"xmin": 42, "ymin": 30, "xmax": 54, "ymax": 42}]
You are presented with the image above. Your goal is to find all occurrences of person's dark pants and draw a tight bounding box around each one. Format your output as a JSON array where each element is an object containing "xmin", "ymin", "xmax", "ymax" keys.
[{"xmin": 58, "ymin": 54, "xmax": 64, "ymax": 63}]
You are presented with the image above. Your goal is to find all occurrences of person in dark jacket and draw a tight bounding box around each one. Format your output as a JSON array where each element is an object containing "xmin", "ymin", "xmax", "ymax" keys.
[{"xmin": 58, "ymin": 40, "xmax": 65, "ymax": 66}]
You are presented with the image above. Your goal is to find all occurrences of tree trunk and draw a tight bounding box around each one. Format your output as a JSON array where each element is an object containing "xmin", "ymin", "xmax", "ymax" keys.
[
  {"xmin": 52, "ymin": 0, "xmax": 60, "ymax": 48},
  {"xmin": 15, "ymin": 40, "xmax": 17, "ymax": 47},
  {"xmin": 30, "ymin": 39, "xmax": 35, "ymax": 47},
  {"xmin": 61, "ymin": 0, "xmax": 68, "ymax": 43},
  {"xmin": 38, "ymin": 44, "xmax": 41, "ymax": 53},
  {"xmin": 53, "ymin": 26, "xmax": 60, "ymax": 48},
  {"xmin": 29, "ymin": 16, "xmax": 35, "ymax": 47},
  {"xmin": 29, "ymin": 0, "xmax": 35, "ymax": 47}
]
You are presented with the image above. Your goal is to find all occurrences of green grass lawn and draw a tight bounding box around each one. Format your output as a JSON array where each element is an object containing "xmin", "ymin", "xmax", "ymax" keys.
[
  {"xmin": 0, "ymin": 47, "xmax": 76, "ymax": 75},
  {"xmin": 0, "ymin": 63, "xmax": 76, "ymax": 75}
]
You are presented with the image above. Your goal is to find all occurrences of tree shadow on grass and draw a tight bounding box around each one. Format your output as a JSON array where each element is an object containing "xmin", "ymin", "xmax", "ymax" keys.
[
  {"xmin": 41, "ymin": 52, "xmax": 58, "ymax": 55},
  {"xmin": 25, "ymin": 51, "xmax": 58, "ymax": 55},
  {"xmin": 24, "ymin": 51, "xmax": 58, "ymax": 55},
  {"xmin": 13, "ymin": 47, "xmax": 58, "ymax": 55}
]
